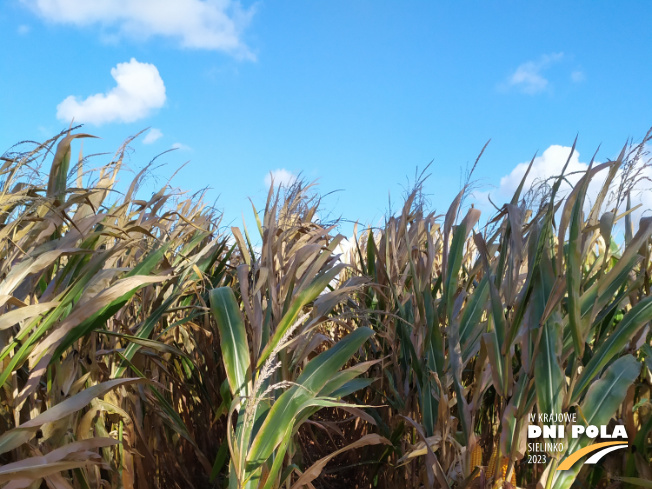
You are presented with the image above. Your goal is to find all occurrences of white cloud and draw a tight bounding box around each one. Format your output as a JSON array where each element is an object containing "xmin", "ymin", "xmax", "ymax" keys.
[
  {"xmin": 473, "ymin": 143, "xmax": 652, "ymax": 229},
  {"xmin": 571, "ymin": 70, "xmax": 586, "ymax": 83},
  {"xmin": 56, "ymin": 58, "xmax": 166, "ymax": 125},
  {"xmin": 265, "ymin": 169, "xmax": 297, "ymax": 188},
  {"xmin": 171, "ymin": 142, "xmax": 191, "ymax": 151},
  {"xmin": 22, "ymin": 0, "xmax": 255, "ymax": 58},
  {"xmin": 503, "ymin": 53, "xmax": 564, "ymax": 95},
  {"xmin": 486, "ymin": 145, "xmax": 587, "ymax": 204},
  {"xmin": 143, "ymin": 128, "xmax": 163, "ymax": 144}
]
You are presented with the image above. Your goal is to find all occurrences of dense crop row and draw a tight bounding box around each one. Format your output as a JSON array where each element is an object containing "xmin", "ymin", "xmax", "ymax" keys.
[{"xmin": 0, "ymin": 130, "xmax": 650, "ymax": 488}]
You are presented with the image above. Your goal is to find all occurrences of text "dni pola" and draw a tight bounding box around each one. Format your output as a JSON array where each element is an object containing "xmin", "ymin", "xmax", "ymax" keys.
[{"xmin": 528, "ymin": 425, "xmax": 627, "ymax": 439}]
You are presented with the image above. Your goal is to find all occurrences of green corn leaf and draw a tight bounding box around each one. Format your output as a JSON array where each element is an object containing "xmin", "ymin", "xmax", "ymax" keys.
[
  {"xmin": 330, "ymin": 378, "xmax": 375, "ymax": 399},
  {"xmin": 319, "ymin": 359, "xmax": 379, "ymax": 397},
  {"xmin": 441, "ymin": 208, "xmax": 481, "ymax": 320},
  {"xmin": 535, "ymin": 318, "xmax": 564, "ymax": 417},
  {"xmin": 210, "ymin": 287, "xmax": 251, "ymax": 399},
  {"xmin": 459, "ymin": 275, "xmax": 489, "ymax": 349},
  {"xmin": 566, "ymin": 167, "xmax": 592, "ymax": 357},
  {"xmin": 554, "ymin": 355, "xmax": 640, "ymax": 489},
  {"xmin": 258, "ymin": 426, "xmax": 293, "ymax": 489},
  {"xmin": 423, "ymin": 289, "xmax": 444, "ymax": 378},
  {"xmin": 610, "ymin": 477, "xmax": 652, "ymax": 488},
  {"xmin": 483, "ymin": 329, "xmax": 505, "ymax": 398},
  {"xmin": 448, "ymin": 317, "xmax": 471, "ymax": 443},
  {"xmin": 114, "ymin": 295, "xmax": 176, "ymax": 378},
  {"xmin": 257, "ymin": 264, "xmax": 345, "ymax": 368},
  {"xmin": 247, "ymin": 327, "xmax": 372, "ymax": 469},
  {"xmin": 572, "ymin": 296, "xmax": 652, "ymax": 402},
  {"xmin": 533, "ymin": 253, "xmax": 565, "ymax": 417},
  {"xmin": 485, "ymin": 279, "xmax": 507, "ymax": 396}
]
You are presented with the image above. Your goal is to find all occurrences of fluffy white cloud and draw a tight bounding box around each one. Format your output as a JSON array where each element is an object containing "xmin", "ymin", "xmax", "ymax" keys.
[
  {"xmin": 503, "ymin": 53, "xmax": 564, "ymax": 94},
  {"xmin": 22, "ymin": 0, "xmax": 255, "ymax": 58},
  {"xmin": 264, "ymin": 169, "xmax": 297, "ymax": 188},
  {"xmin": 473, "ymin": 143, "xmax": 652, "ymax": 229},
  {"xmin": 56, "ymin": 58, "xmax": 166, "ymax": 125},
  {"xmin": 143, "ymin": 128, "xmax": 163, "ymax": 144},
  {"xmin": 483, "ymin": 145, "xmax": 587, "ymax": 204}
]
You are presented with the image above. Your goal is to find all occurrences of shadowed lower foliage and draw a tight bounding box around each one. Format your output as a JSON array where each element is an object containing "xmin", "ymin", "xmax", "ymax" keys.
[{"xmin": 0, "ymin": 129, "xmax": 651, "ymax": 489}]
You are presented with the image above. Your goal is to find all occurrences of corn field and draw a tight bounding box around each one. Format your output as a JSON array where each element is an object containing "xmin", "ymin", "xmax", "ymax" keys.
[{"xmin": 0, "ymin": 129, "xmax": 651, "ymax": 489}]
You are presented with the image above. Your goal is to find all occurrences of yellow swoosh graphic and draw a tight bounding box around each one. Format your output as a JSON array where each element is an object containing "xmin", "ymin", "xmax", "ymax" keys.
[{"xmin": 557, "ymin": 441, "xmax": 627, "ymax": 471}]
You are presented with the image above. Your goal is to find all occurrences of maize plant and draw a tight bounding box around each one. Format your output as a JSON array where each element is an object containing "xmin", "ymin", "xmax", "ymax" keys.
[{"xmin": 209, "ymin": 183, "xmax": 389, "ymax": 488}]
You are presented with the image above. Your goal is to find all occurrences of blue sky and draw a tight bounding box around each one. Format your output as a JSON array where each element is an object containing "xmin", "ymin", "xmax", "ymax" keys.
[{"xmin": 2, "ymin": 1, "xmax": 651, "ymax": 234}]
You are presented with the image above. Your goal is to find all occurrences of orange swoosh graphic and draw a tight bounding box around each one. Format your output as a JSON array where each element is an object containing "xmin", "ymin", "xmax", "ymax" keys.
[{"xmin": 557, "ymin": 441, "xmax": 627, "ymax": 470}]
